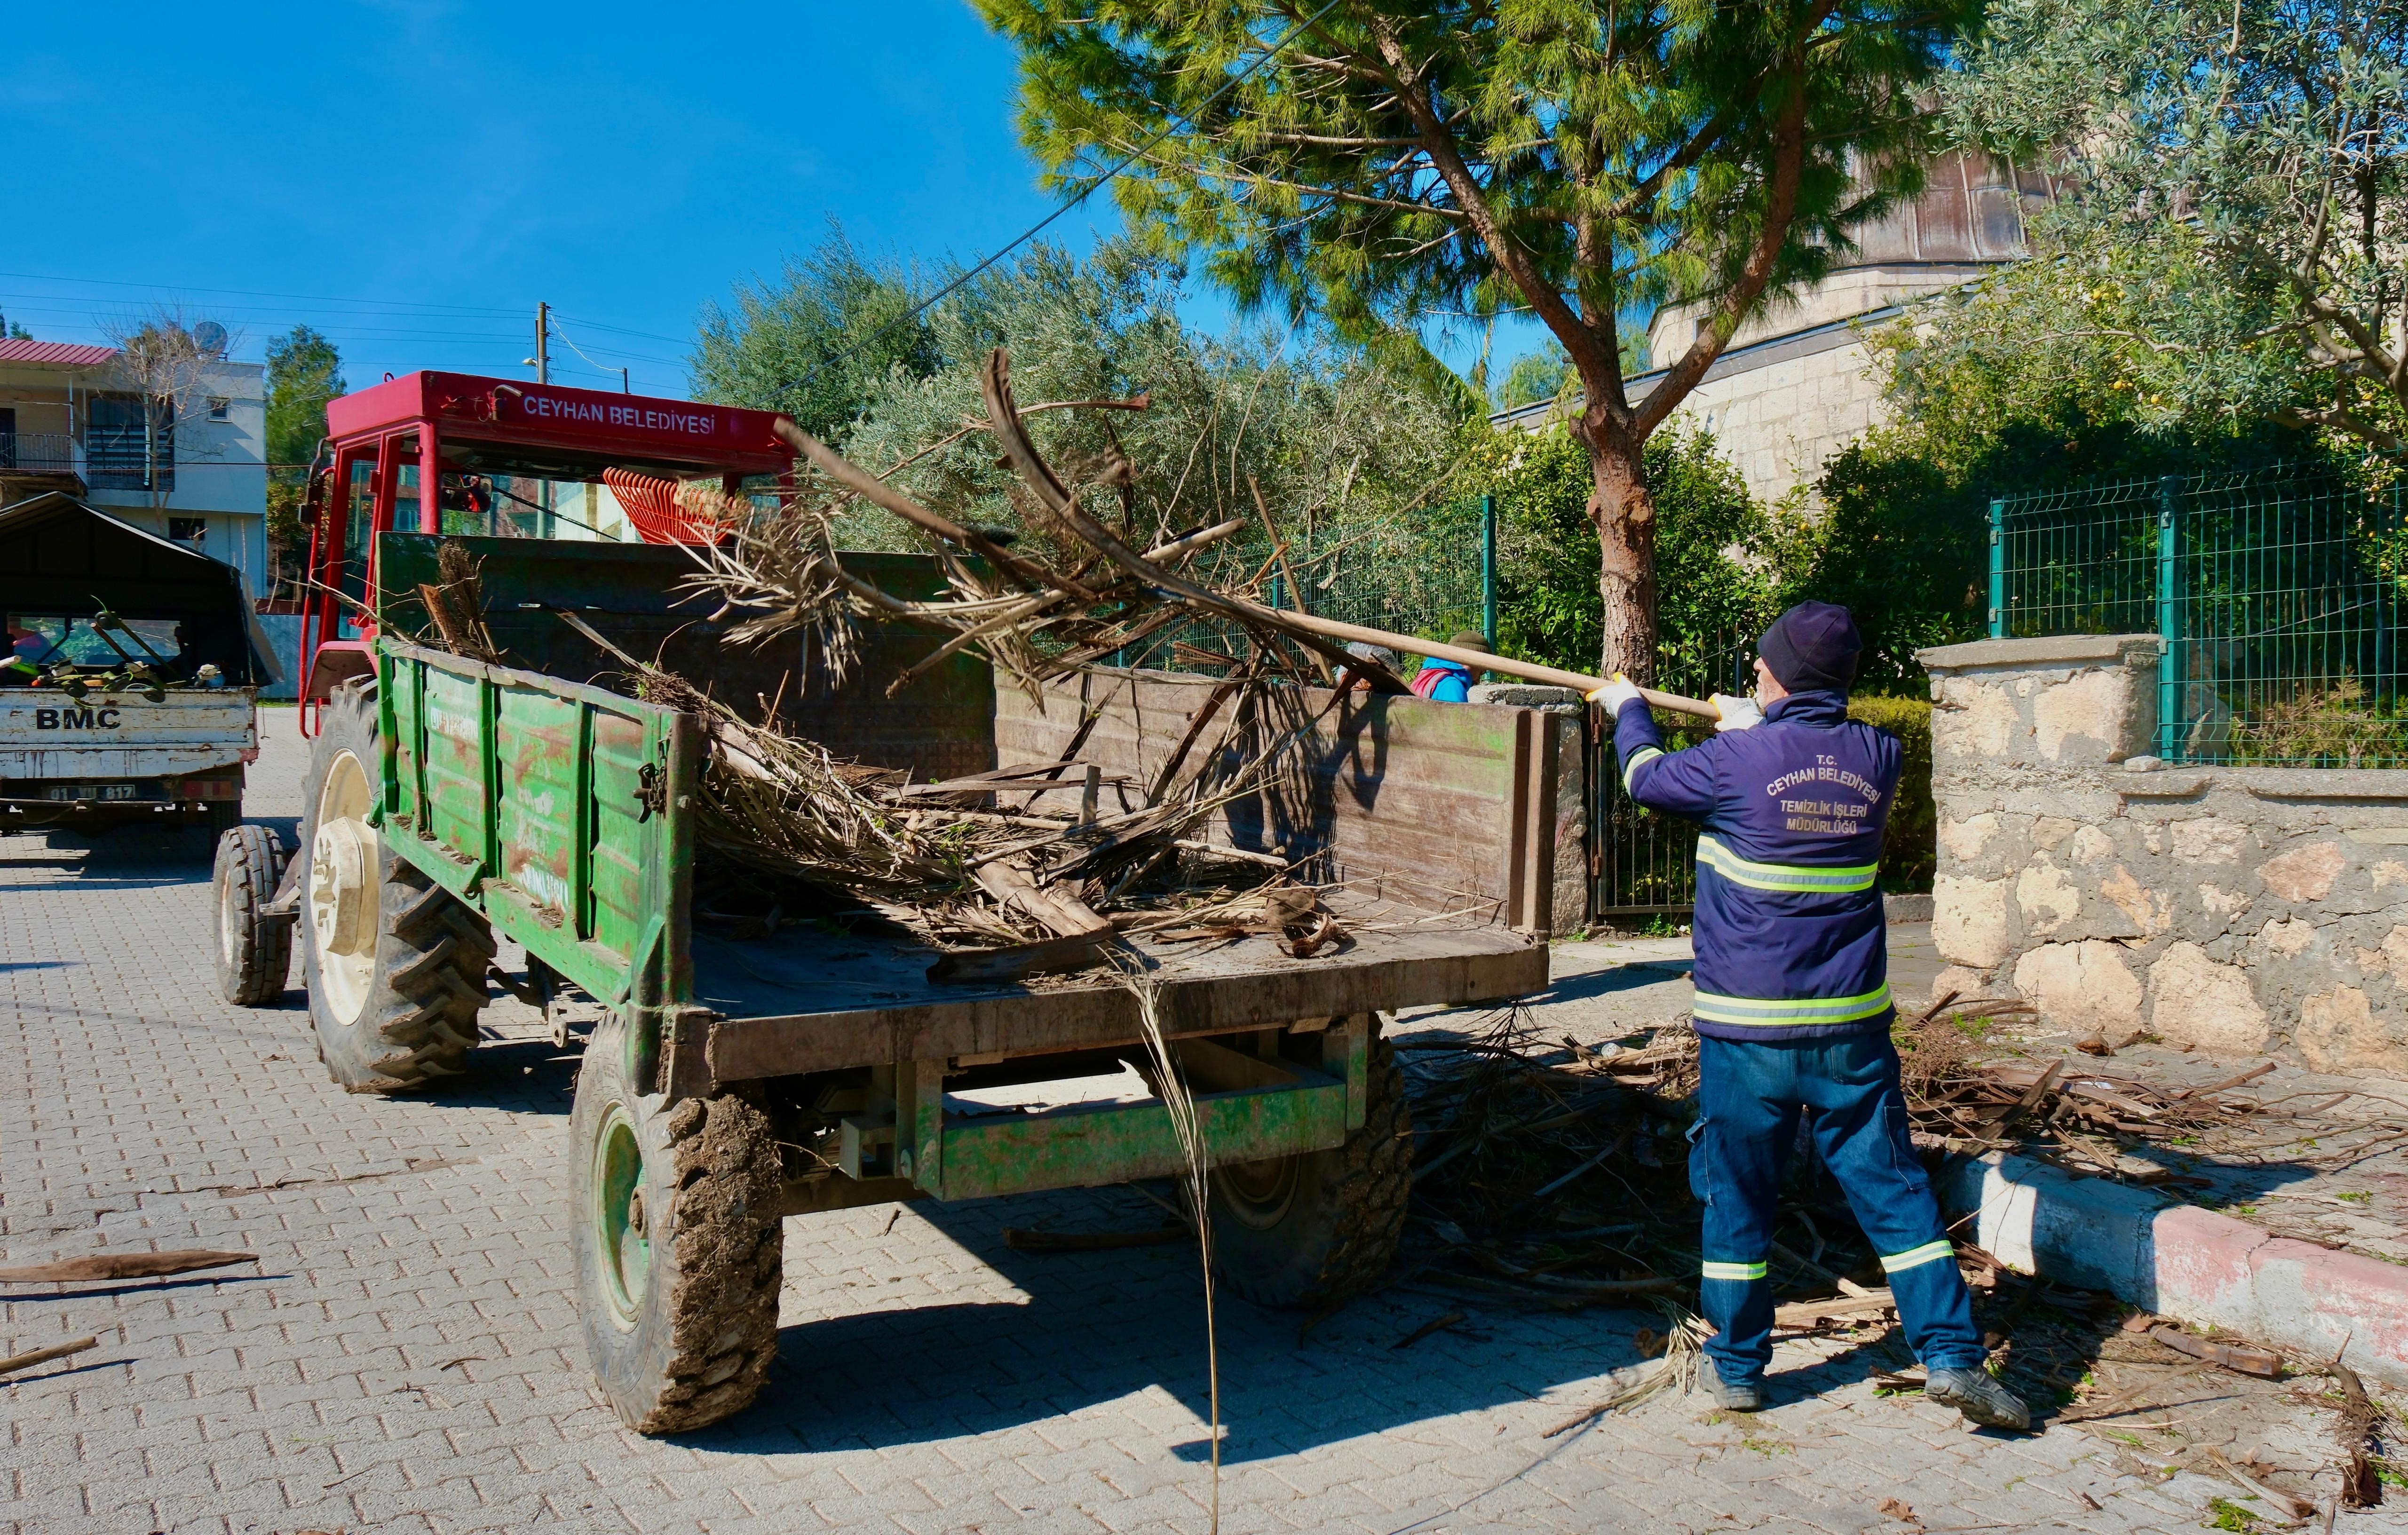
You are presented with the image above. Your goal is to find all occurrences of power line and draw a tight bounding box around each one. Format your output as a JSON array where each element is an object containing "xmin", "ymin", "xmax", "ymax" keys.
[
  {"xmin": 852, "ymin": 0, "xmax": 1345, "ymax": 352},
  {"xmin": 0, "ymin": 268, "xmax": 527, "ymax": 317}
]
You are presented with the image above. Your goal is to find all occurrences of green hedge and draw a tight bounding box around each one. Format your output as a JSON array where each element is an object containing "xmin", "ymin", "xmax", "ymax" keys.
[{"xmin": 1849, "ymin": 695, "xmax": 1934, "ymax": 893}]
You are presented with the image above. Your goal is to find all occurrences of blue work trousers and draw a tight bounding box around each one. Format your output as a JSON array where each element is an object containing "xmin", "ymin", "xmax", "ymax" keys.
[{"xmin": 1690, "ymin": 1032, "xmax": 1984, "ymax": 1385}]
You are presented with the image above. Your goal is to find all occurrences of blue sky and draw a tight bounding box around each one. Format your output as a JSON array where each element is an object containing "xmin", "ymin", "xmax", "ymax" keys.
[
  {"xmin": 0, "ymin": 2, "xmax": 1531, "ymax": 413},
  {"xmin": 0, "ymin": 3, "xmax": 1113, "ymax": 396}
]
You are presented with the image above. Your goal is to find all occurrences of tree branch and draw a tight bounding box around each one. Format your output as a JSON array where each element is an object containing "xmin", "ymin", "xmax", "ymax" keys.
[{"xmin": 1635, "ymin": 58, "xmax": 1815, "ymax": 438}]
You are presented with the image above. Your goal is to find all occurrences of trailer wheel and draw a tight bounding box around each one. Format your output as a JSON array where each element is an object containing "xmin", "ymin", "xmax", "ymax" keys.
[
  {"xmin": 571, "ymin": 1013, "xmax": 785, "ymax": 1434},
  {"xmin": 1208, "ymin": 1026, "xmax": 1411, "ymax": 1309},
  {"xmin": 298, "ymin": 685, "xmax": 492, "ymax": 1092},
  {"xmin": 213, "ymin": 824, "xmax": 292, "ymax": 1005}
]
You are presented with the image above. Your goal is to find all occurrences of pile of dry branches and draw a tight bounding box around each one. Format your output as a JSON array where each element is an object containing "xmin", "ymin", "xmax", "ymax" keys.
[{"xmin": 680, "ymin": 347, "xmax": 1410, "ymax": 704}]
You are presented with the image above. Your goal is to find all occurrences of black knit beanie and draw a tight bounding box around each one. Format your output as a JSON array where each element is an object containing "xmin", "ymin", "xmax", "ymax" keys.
[{"xmin": 1757, "ymin": 601, "xmax": 1861, "ymax": 696}]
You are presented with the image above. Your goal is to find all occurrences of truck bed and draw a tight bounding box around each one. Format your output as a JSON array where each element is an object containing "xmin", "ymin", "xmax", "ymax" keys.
[
  {"xmin": 0, "ymin": 688, "xmax": 256, "ymax": 780},
  {"xmin": 697, "ymin": 890, "xmax": 1544, "ymax": 1082}
]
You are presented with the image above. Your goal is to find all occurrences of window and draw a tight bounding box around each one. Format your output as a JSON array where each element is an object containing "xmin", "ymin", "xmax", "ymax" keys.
[
  {"xmin": 87, "ymin": 392, "xmax": 174, "ymax": 491},
  {"xmin": 0, "ymin": 406, "xmax": 14, "ymax": 470},
  {"xmin": 8, "ymin": 614, "xmax": 185, "ymax": 672},
  {"xmin": 206, "ymin": 397, "xmax": 230, "ymax": 422},
  {"xmin": 167, "ymin": 517, "xmax": 207, "ymax": 547}
]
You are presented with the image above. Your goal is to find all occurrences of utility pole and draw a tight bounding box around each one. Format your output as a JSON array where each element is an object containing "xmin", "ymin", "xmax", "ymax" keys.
[
  {"xmin": 535, "ymin": 302, "xmax": 552, "ymax": 536},
  {"xmin": 620, "ymin": 367, "xmax": 630, "ymax": 394}
]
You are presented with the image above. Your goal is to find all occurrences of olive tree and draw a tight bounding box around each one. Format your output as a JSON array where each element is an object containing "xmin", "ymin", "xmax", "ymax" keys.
[{"xmin": 1942, "ymin": 0, "xmax": 2408, "ymax": 450}]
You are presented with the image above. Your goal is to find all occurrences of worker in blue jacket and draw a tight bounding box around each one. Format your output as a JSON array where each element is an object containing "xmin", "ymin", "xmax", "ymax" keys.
[{"xmin": 1592, "ymin": 602, "xmax": 2028, "ymax": 1429}]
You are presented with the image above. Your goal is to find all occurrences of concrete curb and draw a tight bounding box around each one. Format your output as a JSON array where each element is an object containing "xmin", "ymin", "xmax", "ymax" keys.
[{"xmin": 1938, "ymin": 1151, "xmax": 2408, "ymax": 1391}]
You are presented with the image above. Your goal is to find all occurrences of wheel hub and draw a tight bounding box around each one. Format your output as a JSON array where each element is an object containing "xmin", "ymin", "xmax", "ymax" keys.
[
  {"xmin": 594, "ymin": 1104, "xmax": 650, "ymax": 1327},
  {"xmin": 1213, "ymin": 1154, "xmax": 1301, "ymax": 1229},
  {"xmin": 306, "ymin": 746, "xmax": 378, "ymax": 1026},
  {"xmin": 309, "ymin": 817, "xmax": 372, "ymax": 958}
]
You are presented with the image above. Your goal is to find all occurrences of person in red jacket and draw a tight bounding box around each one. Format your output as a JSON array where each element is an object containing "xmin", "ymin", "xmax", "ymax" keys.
[{"xmin": 1594, "ymin": 603, "xmax": 2028, "ymax": 1429}]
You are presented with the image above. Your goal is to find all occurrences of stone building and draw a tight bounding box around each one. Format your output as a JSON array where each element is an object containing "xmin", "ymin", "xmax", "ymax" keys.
[
  {"xmin": 1489, "ymin": 153, "xmax": 2058, "ymax": 506},
  {"xmin": 1919, "ymin": 633, "xmax": 2408, "ymax": 1072}
]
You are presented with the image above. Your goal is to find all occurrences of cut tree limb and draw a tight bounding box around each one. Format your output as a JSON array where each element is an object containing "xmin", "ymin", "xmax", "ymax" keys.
[
  {"xmin": 929, "ymin": 932, "xmax": 1113, "ymax": 984},
  {"xmin": 972, "ymin": 859, "xmax": 1115, "ymax": 939},
  {"xmin": 0, "ymin": 1336, "xmax": 97, "ymax": 1377},
  {"xmin": 0, "ymin": 1250, "xmax": 259, "ymax": 1284}
]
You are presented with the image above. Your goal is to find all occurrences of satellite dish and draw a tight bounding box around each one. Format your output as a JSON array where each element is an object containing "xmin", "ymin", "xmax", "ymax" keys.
[{"xmin": 192, "ymin": 320, "xmax": 229, "ymax": 356}]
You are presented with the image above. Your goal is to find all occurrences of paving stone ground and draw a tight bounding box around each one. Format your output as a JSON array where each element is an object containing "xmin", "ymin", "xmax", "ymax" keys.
[{"xmin": 3, "ymin": 704, "xmax": 2396, "ymax": 1535}]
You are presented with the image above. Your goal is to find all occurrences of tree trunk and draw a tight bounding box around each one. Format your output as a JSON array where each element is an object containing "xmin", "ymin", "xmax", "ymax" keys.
[{"xmin": 1586, "ymin": 425, "xmax": 1658, "ymax": 685}]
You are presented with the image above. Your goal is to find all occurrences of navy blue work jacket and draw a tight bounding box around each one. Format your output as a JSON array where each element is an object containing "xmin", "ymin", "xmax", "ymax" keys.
[{"xmin": 1614, "ymin": 690, "xmax": 1899, "ymax": 1041}]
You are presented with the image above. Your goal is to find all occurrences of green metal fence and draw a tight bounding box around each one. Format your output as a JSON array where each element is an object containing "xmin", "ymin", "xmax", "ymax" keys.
[
  {"xmin": 1585, "ymin": 624, "xmax": 1758, "ymax": 919},
  {"xmin": 1991, "ymin": 464, "xmax": 2408, "ymax": 767}
]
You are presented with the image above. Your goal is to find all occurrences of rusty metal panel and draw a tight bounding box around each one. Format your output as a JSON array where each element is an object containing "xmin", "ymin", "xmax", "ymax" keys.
[
  {"xmin": 493, "ymin": 682, "xmax": 581, "ymax": 921},
  {"xmin": 419, "ymin": 665, "xmax": 489, "ymax": 870},
  {"xmin": 701, "ymin": 913, "xmax": 1547, "ymax": 1079},
  {"xmin": 1915, "ymin": 154, "xmax": 1975, "ymax": 259},
  {"xmin": 374, "ymin": 535, "xmax": 996, "ymax": 783},
  {"xmin": 587, "ymin": 707, "xmax": 653, "ymax": 956}
]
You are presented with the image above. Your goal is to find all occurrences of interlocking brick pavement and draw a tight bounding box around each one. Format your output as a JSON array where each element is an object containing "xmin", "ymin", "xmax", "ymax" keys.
[{"xmin": 2, "ymin": 705, "xmax": 2392, "ymax": 1533}]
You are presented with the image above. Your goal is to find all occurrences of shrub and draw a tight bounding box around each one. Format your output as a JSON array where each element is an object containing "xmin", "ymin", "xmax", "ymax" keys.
[{"xmin": 1849, "ymin": 695, "xmax": 1934, "ymax": 892}]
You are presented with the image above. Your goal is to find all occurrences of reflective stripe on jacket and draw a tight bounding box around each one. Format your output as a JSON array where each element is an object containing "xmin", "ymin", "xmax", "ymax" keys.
[{"xmin": 1614, "ymin": 690, "xmax": 1899, "ymax": 1042}]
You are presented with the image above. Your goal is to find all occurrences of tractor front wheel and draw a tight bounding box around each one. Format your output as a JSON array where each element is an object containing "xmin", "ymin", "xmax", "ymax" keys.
[
  {"xmin": 212, "ymin": 823, "xmax": 292, "ymax": 1006},
  {"xmin": 571, "ymin": 1013, "xmax": 786, "ymax": 1434}
]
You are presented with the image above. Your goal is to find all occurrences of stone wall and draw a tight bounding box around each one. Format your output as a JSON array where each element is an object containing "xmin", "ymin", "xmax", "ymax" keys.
[{"xmin": 1921, "ymin": 633, "xmax": 2408, "ymax": 1070}]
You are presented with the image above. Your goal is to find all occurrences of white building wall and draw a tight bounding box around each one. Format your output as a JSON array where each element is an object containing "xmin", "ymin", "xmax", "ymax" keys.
[
  {"xmin": 86, "ymin": 359, "xmax": 270, "ymax": 593},
  {"xmin": 1661, "ymin": 335, "xmax": 1890, "ymax": 508}
]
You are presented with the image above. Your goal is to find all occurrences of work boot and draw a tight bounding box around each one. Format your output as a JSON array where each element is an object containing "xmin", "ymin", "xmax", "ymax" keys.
[
  {"xmin": 1925, "ymin": 1367, "xmax": 2030, "ymax": 1430},
  {"xmin": 1706, "ymin": 1374, "xmax": 1764, "ymax": 1412}
]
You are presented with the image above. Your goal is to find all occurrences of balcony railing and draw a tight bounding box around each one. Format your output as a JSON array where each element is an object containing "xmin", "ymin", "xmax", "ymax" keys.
[{"xmin": 0, "ymin": 432, "xmax": 78, "ymax": 474}]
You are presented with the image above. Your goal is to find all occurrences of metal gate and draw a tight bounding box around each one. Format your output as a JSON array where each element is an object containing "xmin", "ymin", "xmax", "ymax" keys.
[{"xmin": 1585, "ymin": 629, "xmax": 1757, "ymax": 925}]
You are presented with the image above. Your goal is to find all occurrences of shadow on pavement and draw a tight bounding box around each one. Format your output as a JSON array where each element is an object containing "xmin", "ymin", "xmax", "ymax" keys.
[{"xmin": 688, "ymin": 1191, "xmax": 1653, "ymax": 1459}]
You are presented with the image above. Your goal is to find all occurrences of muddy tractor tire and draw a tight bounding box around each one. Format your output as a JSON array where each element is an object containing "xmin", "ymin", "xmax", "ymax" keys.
[
  {"xmin": 213, "ymin": 823, "xmax": 292, "ymax": 1005},
  {"xmin": 1208, "ymin": 1025, "xmax": 1412, "ymax": 1308},
  {"xmin": 571, "ymin": 1013, "xmax": 786, "ymax": 1434},
  {"xmin": 297, "ymin": 684, "xmax": 492, "ymax": 1092}
]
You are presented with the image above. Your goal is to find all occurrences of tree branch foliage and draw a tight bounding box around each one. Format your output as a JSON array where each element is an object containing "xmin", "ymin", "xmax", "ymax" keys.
[
  {"xmin": 1941, "ymin": 0, "xmax": 2408, "ymax": 450},
  {"xmin": 972, "ymin": 0, "xmax": 1970, "ymax": 674},
  {"xmin": 264, "ymin": 325, "xmax": 345, "ymax": 599},
  {"xmin": 692, "ymin": 233, "xmax": 1466, "ymax": 570}
]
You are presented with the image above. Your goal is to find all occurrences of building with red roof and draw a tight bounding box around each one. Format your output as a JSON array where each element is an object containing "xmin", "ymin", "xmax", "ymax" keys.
[{"xmin": 0, "ymin": 328, "xmax": 268, "ymax": 592}]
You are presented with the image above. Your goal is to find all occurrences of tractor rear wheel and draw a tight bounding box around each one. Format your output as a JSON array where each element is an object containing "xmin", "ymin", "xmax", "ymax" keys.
[
  {"xmin": 213, "ymin": 823, "xmax": 292, "ymax": 1005},
  {"xmin": 571, "ymin": 1012, "xmax": 786, "ymax": 1434},
  {"xmin": 1208, "ymin": 1024, "xmax": 1411, "ymax": 1308},
  {"xmin": 298, "ymin": 684, "xmax": 492, "ymax": 1092}
]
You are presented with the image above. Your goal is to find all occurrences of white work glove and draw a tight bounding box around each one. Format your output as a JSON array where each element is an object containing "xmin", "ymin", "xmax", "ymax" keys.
[
  {"xmin": 1711, "ymin": 693, "xmax": 1764, "ymax": 732},
  {"xmin": 1586, "ymin": 674, "xmax": 1643, "ymax": 712}
]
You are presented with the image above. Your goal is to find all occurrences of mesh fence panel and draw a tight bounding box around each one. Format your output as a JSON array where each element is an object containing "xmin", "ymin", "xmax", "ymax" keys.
[{"xmin": 1995, "ymin": 465, "xmax": 2408, "ymax": 768}]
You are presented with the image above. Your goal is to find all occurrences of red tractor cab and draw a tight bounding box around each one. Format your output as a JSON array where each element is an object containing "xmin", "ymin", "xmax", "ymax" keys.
[{"xmin": 295, "ymin": 372, "xmax": 794, "ymax": 725}]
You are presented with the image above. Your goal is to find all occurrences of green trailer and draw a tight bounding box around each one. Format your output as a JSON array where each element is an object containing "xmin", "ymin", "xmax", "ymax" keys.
[{"xmin": 232, "ymin": 524, "xmax": 1550, "ymax": 1434}]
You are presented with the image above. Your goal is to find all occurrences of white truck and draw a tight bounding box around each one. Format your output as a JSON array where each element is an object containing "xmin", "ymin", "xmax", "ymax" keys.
[
  {"xmin": 0, "ymin": 493, "xmax": 282, "ymax": 838},
  {"xmin": 0, "ymin": 682, "xmax": 256, "ymax": 836}
]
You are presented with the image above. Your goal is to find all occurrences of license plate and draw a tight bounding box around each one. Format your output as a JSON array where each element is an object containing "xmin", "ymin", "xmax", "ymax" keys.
[{"xmin": 45, "ymin": 783, "xmax": 137, "ymax": 801}]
